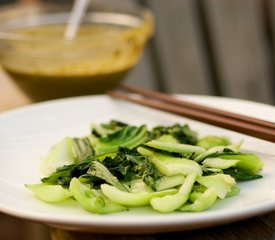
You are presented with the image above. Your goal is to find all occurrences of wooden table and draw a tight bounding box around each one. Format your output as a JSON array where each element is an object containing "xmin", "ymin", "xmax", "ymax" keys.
[
  {"xmin": 0, "ymin": 68, "xmax": 31, "ymax": 112},
  {"xmin": 49, "ymin": 213, "xmax": 275, "ymax": 240},
  {"xmin": 1, "ymin": 72, "xmax": 275, "ymax": 240}
]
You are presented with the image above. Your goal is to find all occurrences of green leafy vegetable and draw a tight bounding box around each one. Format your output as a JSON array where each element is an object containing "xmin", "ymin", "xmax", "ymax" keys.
[
  {"xmin": 92, "ymin": 125, "xmax": 148, "ymax": 154},
  {"xmin": 101, "ymin": 148, "xmax": 159, "ymax": 188},
  {"xmin": 223, "ymin": 168, "xmax": 263, "ymax": 181},
  {"xmin": 26, "ymin": 119, "xmax": 265, "ymax": 215},
  {"xmin": 72, "ymin": 137, "xmax": 95, "ymax": 162},
  {"xmin": 149, "ymin": 124, "xmax": 198, "ymax": 145},
  {"xmin": 87, "ymin": 161, "xmax": 127, "ymax": 191},
  {"xmin": 91, "ymin": 120, "xmax": 128, "ymax": 137}
]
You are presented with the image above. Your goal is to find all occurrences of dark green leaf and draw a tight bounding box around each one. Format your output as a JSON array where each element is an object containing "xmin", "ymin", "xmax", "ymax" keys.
[
  {"xmin": 101, "ymin": 147, "xmax": 160, "ymax": 188},
  {"xmin": 72, "ymin": 137, "xmax": 95, "ymax": 162},
  {"xmin": 149, "ymin": 124, "xmax": 198, "ymax": 145},
  {"xmin": 223, "ymin": 168, "xmax": 262, "ymax": 181}
]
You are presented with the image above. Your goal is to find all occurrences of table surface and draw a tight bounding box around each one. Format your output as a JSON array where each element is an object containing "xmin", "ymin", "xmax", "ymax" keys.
[
  {"xmin": 0, "ymin": 68, "xmax": 31, "ymax": 112},
  {"xmin": 1, "ymin": 72, "xmax": 275, "ymax": 240},
  {"xmin": 49, "ymin": 212, "xmax": 275, "ymax": 240}
]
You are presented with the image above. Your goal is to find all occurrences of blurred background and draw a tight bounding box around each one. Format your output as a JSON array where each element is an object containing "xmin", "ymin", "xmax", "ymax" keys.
[
  {"xmin": 0, "ymin": 0, "xmax": 275, "ymax": 239},
  {"xmin": 0, "ymin": 0, "xmax": 275, "ymax": 111}
]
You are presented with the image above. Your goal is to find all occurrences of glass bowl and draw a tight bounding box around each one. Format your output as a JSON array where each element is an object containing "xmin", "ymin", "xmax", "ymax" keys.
[{"xmin": 0, "ymin": 1, "xmax": 153, "ymax": 101}]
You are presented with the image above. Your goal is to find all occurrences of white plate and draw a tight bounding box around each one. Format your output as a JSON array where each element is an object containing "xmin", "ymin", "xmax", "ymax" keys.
[{"xmin": 0, "ymin": 95, "xmax": 275, "ymax": 234}]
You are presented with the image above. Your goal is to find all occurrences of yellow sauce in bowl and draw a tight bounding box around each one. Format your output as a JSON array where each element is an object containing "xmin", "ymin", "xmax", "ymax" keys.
[{"xmin": 0, "ymin": 10, "xmax": 153, "ymax": 101}]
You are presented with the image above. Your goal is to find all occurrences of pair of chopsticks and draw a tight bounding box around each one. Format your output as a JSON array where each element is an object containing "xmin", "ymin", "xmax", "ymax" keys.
[{"xmin": 107, "ymin": 84, "xmax": 275, "ymax": 143}]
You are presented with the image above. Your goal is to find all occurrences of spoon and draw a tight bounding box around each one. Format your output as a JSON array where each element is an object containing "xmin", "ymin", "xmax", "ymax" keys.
[{"xmin": 64, "ymin": 0, "xmax": 91, "ymax": 40}]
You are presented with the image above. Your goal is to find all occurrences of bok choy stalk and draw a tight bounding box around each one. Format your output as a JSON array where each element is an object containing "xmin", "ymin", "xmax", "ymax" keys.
[
  {"xmin": 219, "ymin": 154, "xmax": 264, "ymax": 175},
  {"xmin": 25, "ymin": 183, "xmax": 72, "ymax": 203},
  {"xmin": 70, "ymin": 178, "xmax": 126, "ymax": 214},
  {"xmin": 202, "ymin": 158, "xmax": 239, "ymax": 170},
  {"xmin": 194, "ymin": 143, "xmax": 264, "ymax": 180},
  {"xmin": 40, "ymin": 138, "xmax": 76, "ymax": 176},
  {"xmin": 154, "ymin": 175, "xmax": 186, "ymax": 191},
  {"xmin": 138, "ymin": 147, "xmax": 202, "ymax": 176},
  {"xmin": 194, "ymin": 145, "xmax": 241, "ymax": 163},
  {"xmin": 179, "ymin": 188, "xmax": 218, "ymax": 212},
  {"xmin": 144, "ymin": 140, "xmax": 206, "ymax": 158},
  {"xmin": 150, "ymin": 173, "xmax": 197, "ymax": 213},
  {"xmin": 197, "ymin": 135, "xmax": 231, "ymax": 150},
  {"xmin": 197, "ymin": 174, "xmax": 236, "ymax": 199},
  {"xmin": 100, "ymin": 183, "xmax": 177, "ymax": 207}
]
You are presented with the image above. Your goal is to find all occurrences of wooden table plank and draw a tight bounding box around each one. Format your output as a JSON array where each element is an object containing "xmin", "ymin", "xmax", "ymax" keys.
[
  {"xmin": 125, "ymin": 47, "xmax": 159, "ymax": 90},
  {"xmin": 145, "ymin": 0, "xmax": 212, "ymax": 95},
  {"xmin": 0, "ymin": 67, "xmax": 31, "ymax": 112},
  {"xmin": 267, "ymin": 0, "xmax": 275, "ymax": 103},
  {"xmin": 0, "ymin": 213, "xmax": 49, "ymax": 240},
  {"xmin": 203, "ymin": 0, "xmax": 274, "ymax": 104},
  {"xmin": 49, "ymin": 211, "xmax": 275, "ymax": 240}
]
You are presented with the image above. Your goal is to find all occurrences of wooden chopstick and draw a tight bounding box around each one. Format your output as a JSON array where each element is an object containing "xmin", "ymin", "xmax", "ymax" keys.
[
  {"xmin": 119, "ymin": 84, "xmax": 275, "ymax": 130},
  {"xmin": 107, "ymin": 84, "xmax": 275, "ymax": 143}
]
